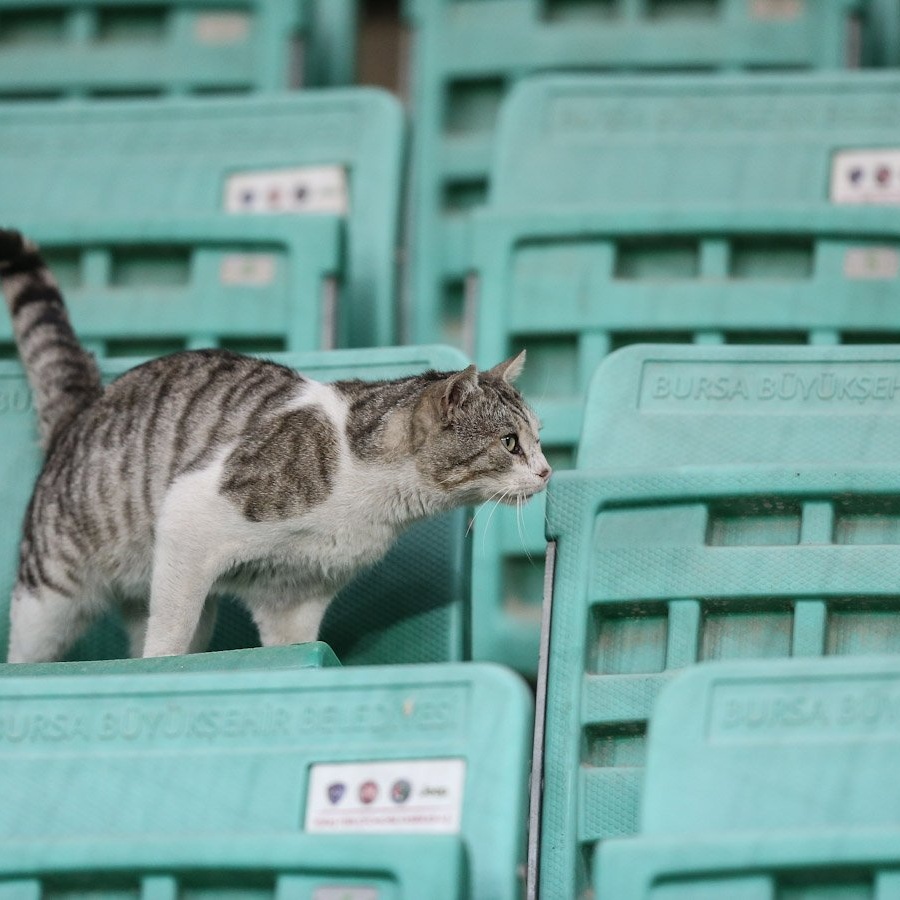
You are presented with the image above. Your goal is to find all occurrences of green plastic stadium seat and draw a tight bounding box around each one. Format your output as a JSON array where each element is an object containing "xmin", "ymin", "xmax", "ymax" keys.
[
  {"xmin": 596, "ymin": 656, "xmax": 900, "ymax": 898},
  {"xmin": 468, "ymin": 71, "xmax": 900, "ymax": 679},
  {"xmin": 538, "ymin": 345, "xmax": 900, "ymax": 898},
  {"xmin": 0, "ymin": 218, "xmax": 342, "ymax": 358},
  {"xmin": 0, "ymin": 837, "xmax": 468, "ymax": 899},
  {"xmin": 0, "ymin": 346, "xmax": 472, "ymax": 666},
  {"xmin": 0, "ymin": 662, "xmax": 532, "ymax": 899},
  {"xmin": 405, "ymin": 0, "xmax": 867, "ymax": 350},
  {"xmin": 0, "ymin": 0, "xmax": 356, "ymax": 96},
  {"xmin": 0, "ymin": 90, "xmax": 403, "ymax": 348}
]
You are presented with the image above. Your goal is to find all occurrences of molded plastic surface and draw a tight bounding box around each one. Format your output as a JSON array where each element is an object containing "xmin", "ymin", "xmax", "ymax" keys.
[
  {"xmin": 580, "ymin": 344, "xmax": 900, "ymax": 469},
  {"xmin": 0, "ymin": 642, "xmax": 341, "ymax": 675},
  {"xmin": 0, "ymin": 0, "xmax": 303, "ymax": 96},
  {"xmin": 306, "ymin": 0, "xmax": 359, "ymax": 87},
  {"xmin": 869, "ymin": 0, "xmax": 900, "ymax": 65},
  {"xmin": 469, "ymin": 71, "xmax": 900, "ymax": 678},
  {"xmin": 405, "ymin": 1, "xmax": 866, "ymax": 348},
  {"xmin": 0, "ymin": 0, "xmax": 356, "ymax": 95},
  {"xmin": 540, "ymin": 346, "xmax": 900, "ymax": 898},
  {"xmin": 0, "ymin": 346, "xmax": 472, "ymax": 667},
  {"xmin": 0, "ymin": 662, "xmax": 532, "ymax": 898},
  {"xmin": 597, "ymin": 834, "xmax": 900, "ymax": 900},
  {"xmin": 596, "ymin": 656, "xmax": 900, "ymax": 898},
  {"xmin": 543, "ymin": 467, "xmax": 900, "ymax": 897},
  {"xmin": 0, "ymin": 217, "xmax": 342, "ymax": 358},
  {"xmin": 0, "ymin": 90, "xmax": 403, "ymax": 347},
  {"xmin": 0, "ymin": 836, "xmax": 467, "ymax": 899}
]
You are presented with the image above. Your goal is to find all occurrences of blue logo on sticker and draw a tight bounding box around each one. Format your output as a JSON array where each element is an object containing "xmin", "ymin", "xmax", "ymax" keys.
[{"xmin": 327, "ymin": 782, "xmax": 345, "ymax": 805}]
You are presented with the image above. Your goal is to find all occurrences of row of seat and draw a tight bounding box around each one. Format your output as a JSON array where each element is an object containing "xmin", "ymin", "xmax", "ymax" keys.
[
  {"xmin": 7, "ymin": 343, "xmax": 900, "ymax": 898},
  {"xmin": 0, "ymin": 649, "xmax": 532, "ymax": 898},
  {"xmin": 1, "ymin": 2, "xmax": 900, "ymax": 895},
  {"xmin": 7, "ymin": 70, "xmax": 900, "ymax": 683},
  {"xmin": 403, "ymin": 0, "xmax": 889, "ymax": 348},
  {"xmin": 537, "ymin": 343, "xmax": 900, "ymax": 897},
  {"xmin": 0, "ymin": 0, "xmax": 357, "ymax": 96}
]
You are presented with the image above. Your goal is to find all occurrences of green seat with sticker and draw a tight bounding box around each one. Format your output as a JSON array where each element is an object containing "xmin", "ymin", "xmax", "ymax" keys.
[
  {"xmin": 0, "ymin": 346, "xmax": 472, "ymax": 666},
  {"xmin": 538, "ymin": 344, "xmax": 900, "ymax": 898},
  {"xmin": 0, "ymin": 90, "xmax": 403, "ymax": 350},
  {"xmin": 467, "ymin": 71, "xmax": 900, "ymax": 680},
  {"xmin": 0, "ymin": 661, "xmax": 532, "ymax": 899},
  {"xmin": 404, "ymin": 0, "xmax": 868, "ymax": 351},
  {"xmin": 596, "ymin": 655, "xmax": 900, "ymax": 899}
]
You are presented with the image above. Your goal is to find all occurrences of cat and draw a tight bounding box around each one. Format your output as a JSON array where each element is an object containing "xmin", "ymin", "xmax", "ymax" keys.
[{"xmin": 0, "ymin": 228, "xmax": 551, "ymax": 663}]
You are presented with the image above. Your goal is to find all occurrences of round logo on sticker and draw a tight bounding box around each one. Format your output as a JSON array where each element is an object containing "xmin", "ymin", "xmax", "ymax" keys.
[
  {"xmin": 359, "ymin": 781, "xmax": 378, "ymax": 804},
  {"xmin": 327, "ymin": 782, "xmax": 345, "ymax": 805},
  {"xmin": 391, "ymin": 779, "xmax": 411, "ymax": 804}
]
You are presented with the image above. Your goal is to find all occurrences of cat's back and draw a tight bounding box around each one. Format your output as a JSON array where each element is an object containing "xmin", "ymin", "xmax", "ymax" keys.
[{"xmin": 43, "ymin": 349, "xmax": 313, "ymax": 508}]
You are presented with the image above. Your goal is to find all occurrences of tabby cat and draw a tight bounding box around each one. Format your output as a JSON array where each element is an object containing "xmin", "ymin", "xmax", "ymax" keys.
[{"xmin": 0, "ymin": 228, "xmax": 550, "ymax": 663}]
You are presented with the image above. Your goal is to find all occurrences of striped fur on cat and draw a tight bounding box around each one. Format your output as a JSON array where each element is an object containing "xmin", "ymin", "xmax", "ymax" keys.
[{"xmin": 0, "ymin": 228, "xmax": 551, "ymax": 662}]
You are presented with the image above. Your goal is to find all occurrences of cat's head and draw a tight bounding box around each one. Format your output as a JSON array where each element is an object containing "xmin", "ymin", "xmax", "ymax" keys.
[{"xmin": 413, "ymin": 351, "xmax": 551, "ymax": 507}]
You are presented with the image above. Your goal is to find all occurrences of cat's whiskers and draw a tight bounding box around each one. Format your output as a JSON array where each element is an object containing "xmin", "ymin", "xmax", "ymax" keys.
[
  {"xmin": 516, "ymin": 493, "xmax": 535, "ymax": 564},
  {"xmin": 481, "ymin": 488, "xmax": 514, "ymax": 552},
  {"xmin": 465, "ymin": 487, "xmax": 507, "ymax": 538}
]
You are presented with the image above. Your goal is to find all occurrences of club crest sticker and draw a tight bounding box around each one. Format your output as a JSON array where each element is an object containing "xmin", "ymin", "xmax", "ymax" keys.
[
  {"xmin": 359, "ymin": 781, "xmax": 378, "ymax": 805},
  {"xmin": 391, "ymin": 779, "xmax": 411, "ymax": 804},
  {"xmin": 306, "ymin": 759, "xmax": 466, "ymax": 834}
]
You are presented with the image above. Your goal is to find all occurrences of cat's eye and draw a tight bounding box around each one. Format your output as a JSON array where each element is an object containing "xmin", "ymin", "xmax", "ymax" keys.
[{"xmin": 501, "ymin": 433, "xmax": 519, "ymax": 454}]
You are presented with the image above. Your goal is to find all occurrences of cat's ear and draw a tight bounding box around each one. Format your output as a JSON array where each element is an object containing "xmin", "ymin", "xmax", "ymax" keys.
[
  {"xmin": 439, "ymin": 364, "xmax": 478, "ymax": 424},
  {"xmin": 486, "ymin": 350, "xmax": 526, "ymax": 384}
]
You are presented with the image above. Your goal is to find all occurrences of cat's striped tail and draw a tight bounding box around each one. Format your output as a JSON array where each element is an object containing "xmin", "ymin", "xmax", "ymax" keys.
[{"xmin": 0, "ymin": 228, "xmax": 102, "ymax": 450}]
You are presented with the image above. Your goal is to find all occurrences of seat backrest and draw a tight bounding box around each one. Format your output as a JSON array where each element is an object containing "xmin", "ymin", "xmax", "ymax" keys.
[
  {"xmin": 539, "ymin": 345, "xmax": 900, "ymax": 898},
  {"xmin": 595, "ymin": 656, "xmax": 900, "ymax": 900},
  {"xmin": 0, "ymin": 91, "xmax": 403, "ymax": 348},
  {"xmin": 580, "ymin": 344, "xmax": 900, "ymax": 468},
  {"xmin": 0, "ymin": 0, "xmax": 301, "ymax": 97},
  {"xmin": 467, "ymin": 71, "xmax": 900, "ymax": 679},
  {"xmin": 405, "ymin": 0, "xmax": 868, "ymax": 347},
  {"xmin": 0, "ymin": 218, "xmax": 342, "ymax": 359},
  {"xmin": 0, "ymin": 661, "xmax": 532, "ymax": 899},
  {"xmin": 644, "ymin": 656, "xmax": 900, "ymax": 835},
  {"xmin": 0, "ymin": 0, "xmax": 356, "ymax": 96},
  {"xmin": 0, "ymin": 345, "xmax": 473, "ymax": 667}
]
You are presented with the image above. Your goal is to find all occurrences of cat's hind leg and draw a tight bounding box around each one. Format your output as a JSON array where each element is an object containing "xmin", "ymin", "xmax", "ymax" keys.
[
  {"xmin": 141, "ymin": 466, "xmax": 235, "ymax": 658},
  {"xmin": 142, "ymin": 544, "xmax": 221, "ymax": 658},
  {"xmin": 7, "ymin": 581, "xmax": 96, "ymax": 663},
  {"xmin": 250, "ymin": 594, "xmax": 332, "ymax": 647},
  {"xmin": 125, "ymin": 595, "xmax": 217, "ymax": 658}
]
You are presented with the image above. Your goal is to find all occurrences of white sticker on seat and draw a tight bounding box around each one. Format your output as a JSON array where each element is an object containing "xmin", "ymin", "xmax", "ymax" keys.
[
  {"xmin": 832, "ymin": 150, "xmax": 900, "ymax": 205},
  {"xmin": 306, "ymin": 758, "xmax": 466, "ymax": 834},
  {"xmin": 224, "ymin": 166, "xmax": 348, "ymax": 216}
]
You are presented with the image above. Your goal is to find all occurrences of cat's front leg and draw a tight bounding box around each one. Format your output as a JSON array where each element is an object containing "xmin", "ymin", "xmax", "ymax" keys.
[{"xmin": 250, "ymin": 594, "xmax": 333, "ymax": 647}]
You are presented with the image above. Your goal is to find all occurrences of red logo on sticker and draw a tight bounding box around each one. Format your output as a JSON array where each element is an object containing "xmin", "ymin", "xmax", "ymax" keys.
[{"xmin": 359, "ymin": 781, "xmax": 378, "ymax": 804}]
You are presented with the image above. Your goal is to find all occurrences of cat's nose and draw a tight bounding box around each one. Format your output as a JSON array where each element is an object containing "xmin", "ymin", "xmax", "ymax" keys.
[{"xmin": 538, "ymin": 465, "xmax": 552, "ymax": 482}]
